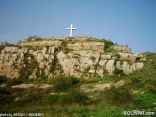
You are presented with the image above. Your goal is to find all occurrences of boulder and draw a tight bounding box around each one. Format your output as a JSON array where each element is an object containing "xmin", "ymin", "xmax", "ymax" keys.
[{"xmin": 105, "ymin": 60, "xmax": 115, "ymax": 75}]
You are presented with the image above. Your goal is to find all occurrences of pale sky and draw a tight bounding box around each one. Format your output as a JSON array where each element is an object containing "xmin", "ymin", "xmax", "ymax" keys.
[{"xmin": 0, "ymin": 0, "xmax": 156, "ymax": 52}]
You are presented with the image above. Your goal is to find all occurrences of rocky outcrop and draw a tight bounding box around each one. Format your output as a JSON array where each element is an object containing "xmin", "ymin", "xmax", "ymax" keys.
[
  {"xmin": 0, "ymin": 48, "xmax": 144, "ymax": 79},
  {"xmin": 0, "ymin": 37, "xmax": 144, "ymax": 79},
  {"xmin": 67, "ymin": 42, "xmax": 104, "ymax": 52},
  {"xmin": 112, "ymin": 45, "xmax": 131, "ymax": 53},
  {"xmin": 20, "ymin": 40, "xmax": 62, "ymax": 47}
]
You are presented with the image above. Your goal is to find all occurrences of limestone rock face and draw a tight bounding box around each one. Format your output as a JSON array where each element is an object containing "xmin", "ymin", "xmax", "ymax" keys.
[
  {"xmin": 0, "ymin": 46, "xmax": 56, "ymax": 79},
  {"xmin": 20, "ymin": 40, "xmax": 62, "ymax": 47},
  {"xmin": 67, "ymin": 42, "xmax": 104, "ymax": 52},
  {"xmin": 118, "ymin": 53, "xmax": 136, "ymax": 61},
  {"xmin": 0, "ymin": 38, "xmax": 144, "ymax": 79},
  {"xmin": 112, "ymin": 45, "xmax": 131, "ymax": 53},
  {"xmin": 105, "ymin": 60, "xmax": 115, "ymax": 75}
]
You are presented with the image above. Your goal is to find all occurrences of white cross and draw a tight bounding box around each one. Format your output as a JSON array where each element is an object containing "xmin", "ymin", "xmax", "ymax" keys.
[{"xmin": 66, "ymin": 24, "xmax": 77, "ymax": 37}]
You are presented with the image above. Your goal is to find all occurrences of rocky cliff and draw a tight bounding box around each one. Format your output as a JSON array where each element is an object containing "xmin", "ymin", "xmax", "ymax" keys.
[{"xmin": 0, "ymin": 36, "xmax": 144, "ymax": 79}]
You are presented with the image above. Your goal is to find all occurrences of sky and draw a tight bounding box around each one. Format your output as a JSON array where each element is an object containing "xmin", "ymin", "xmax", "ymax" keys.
[{"xmin": 0, "ymin": 0, "xmax": 156, "ymax": 52}]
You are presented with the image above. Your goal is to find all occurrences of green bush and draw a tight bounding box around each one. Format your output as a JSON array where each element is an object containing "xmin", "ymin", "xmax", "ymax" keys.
[
  {"xmin": 134, "ymin": 93, "xmax": 156, "ymax": 109},
  {"xmin": 136, "ymin": 57, "xmax": 140, "ymax": 62},
  {"xmin": 102, "ymin": 39, "xmax": 114, "ymax": 49},
  {"xmin": 0, "ymin": 87, "xmax": 10, "ymax": 95},
  {"xmin": 102, "ymin": 86, "xmax": 133, "ymax": 106},
  {"xmin": 0, "ymin": 87, "xmax": 13, "ymax": 105},
  {"xmin": 69, "ymin": 90, "xmax": 89, "ymax": 104},
  {"xmin": 0, "ymin": 42, "xmax": 15, "ymax": 52},
  {"xmin": 6, "ymin": 79, "xmax": 23, "ymax": 87},
  {"xmin": 46, "ymin": 90, "xmax": 89, "ymax": 105},
  {"xmin": 0, "ymin": 94, "xmax": 13, "ymax": 105},
  {"xmin": 14, "ymin": 88, "xmax": 48, "ymax": 106},
  {"xmin": 145, "ymin": 79, "xmax": 156, "ymax": 94},
  {"xmin": 90, "ymin": 56, "xmax": 96, "ymax": 61},
  {"xmin": 59, "ymin": 47, "xmax": 72, "ymax": 54},
  {"xmin": 0, "ymin": 75, "xmax": 7, "ymax": 84},
  {"xmin": 51, "ymin": 76, "xmax": 79, "ymax": 92},
  {"xmin": 19, "ymin": 91, "xmax": 39, "ymax": 102},
  {"xmin": 105, "ymin": 47, "xmax": 116, "ymax": 53},
  {"xmin": 127, "ymin": 76, "xmax": 143, "ymax": 88},
  {"xmin": 50, "ymin": 76, "xmax": 79, "ymax": 91},
  {"xmin": 24, "ymin": 36, "xmax": 43, "ymax": 42},
  {"xmin": 114, "ymin": 69, "xmax": 124, "ymax": 76},
  {"xmin": 114, "ymin": 53, "xmax": 120, "ymax": 59}
]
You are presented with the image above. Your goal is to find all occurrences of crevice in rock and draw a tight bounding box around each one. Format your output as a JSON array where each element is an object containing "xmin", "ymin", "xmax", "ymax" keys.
[
  {"xmin": 50, "ymin": 47, "xmax": 59, "ymax": 74},
  {"xmin": 94, "ymin": 53, "xmax": 101, "ymax": 76},
  {"xmin": 18, "ymin": 52, "xmax": 38, "ymax": 80}
]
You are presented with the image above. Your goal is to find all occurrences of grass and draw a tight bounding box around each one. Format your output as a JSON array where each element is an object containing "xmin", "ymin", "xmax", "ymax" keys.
[
  {"xmin": 48, "ymin": 75, "xmax": 79, "ymax": 92},
  {"xmin": 134, "ymin": 93, "xmax": 156, "ymax": 110},
  {"xmin": 0, "ymin": 75, "xmax": 24, "ymax": 87},
  {"xmin": 46, "ymin": 89, "xmax": 89, "ymax": 105},
  {"xmin": 101, "ymin": 86, "xmax": 133, "ymax": 107}
]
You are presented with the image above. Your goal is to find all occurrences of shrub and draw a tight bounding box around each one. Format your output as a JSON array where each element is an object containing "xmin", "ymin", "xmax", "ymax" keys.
[
  {"xmin": 20, "ymin": 90, "xmax": 40, "ymax": 102},
  {"xmin": 18, "ymin": 53, "xmax": 39, "ymax": 80},
  {"xmin": 144, "ymin": 79, "xmax": 156, "ymax": 94},
  {"xmin": 90, "ymin": 56, "xmax": 96, "ymax": 61},
  {"xmin": 50, "ymin": 76, "xmax": 79, "ymax": 92},
  {"xmin": 114, "ymin": 69, "xmax": 124, "ymax": 76},
  {"xmin": 103, "ymin": 39, "xmax": 114, "ymax": 49},
  {"xmin": 59, "ymin": 47, "xmax": 72, "ymax": 54},
  {"xmin": 24, "ymin": 36, "xmax": 43, "ymax": 42},
  {"xmin": 134, "ymin": 93, "xmax": 156, "ymax": 109},
  {"xmin": 127, "ymin": 76, "xmax": 143, "ymax": 88},
  {"xmin": 0, "ymin": 41, "xmax": 15, "ymax": 52},
  {"xmin": 69, "ymin": 90, "xmax": 89, "ymax": 104},
  {"xmin": 114, "ymin": 54, "xmax": 120, "ymax": 59},
  {"xmin": 145, "ymin": 84, "xmax": 156, "ymax": 94},
  {"xmin": 102, "ymin": 86, "xmax": 133, "ymax": 106},
  {"xmin": 0, "ymin": 87, "xmax": 10, "ymax": 95},
  {"xmin": 0, "ymin": 87, "xmax": 13, "ymax": 105},
  {"xmin": 105, "ymin": 47, "xmax": 116, "ymax": 53},
  {"xmin": 46, "ymin": 90, "xmax": 89, "ymax": 105},
  {"xmin": 6, "ymin": 78, "xmax": 23, "ymax": 87},
  {"xmin": 0, "ymin": 94, "xmax": 13, "ymax": 105},
  {"xmin": 136, "ymin": 57, "xmax": 140, "ymax": 62},
  {"xmin": 0, "ymin": 75, "xmax": 8, "ymax": 84}
]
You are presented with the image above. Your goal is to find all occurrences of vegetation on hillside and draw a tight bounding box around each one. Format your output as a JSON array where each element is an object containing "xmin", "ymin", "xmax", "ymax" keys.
[
  {"xmin": 23, "ymin": 36, "xmax": 113, "ymax": 44},
  {"xmin": 0, "ymin": 37, "xmax": 155, "ymax": 116},
  {"xmin": 0, "ymin": 53, "xmax": 156, "ymax": 116},
  {"xmin": 0, "ymin": 41, "xmax": 15, "ymax": 52}
]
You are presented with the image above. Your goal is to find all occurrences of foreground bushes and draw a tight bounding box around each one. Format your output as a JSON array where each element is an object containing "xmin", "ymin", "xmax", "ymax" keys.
[
  {"xmin": 101, "ymin": 86, "xmax": 133, "ymax": 107},
  {"xmin": 0, "ymin": 87, "xmax": 14, "ymax": 105},
  {"xmin": 0, "ymin": 75, "xmax": 23, "ymax": 87},
  {"xmin": 46, "ymin": 90, "xmax": 89, "ymax": 105},
  {"xmin": 49, "ymin": 76, "xmax": 79, "ymax": 91},
  {"xmin": 0, "ymin": 76, "xmax": 7, "ymax": 84}
]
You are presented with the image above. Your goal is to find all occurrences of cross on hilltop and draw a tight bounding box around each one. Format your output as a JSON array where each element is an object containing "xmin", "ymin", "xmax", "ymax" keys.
[{"xmin": 66, "ymin": 24, "xmax": 77, "ymax": 37}]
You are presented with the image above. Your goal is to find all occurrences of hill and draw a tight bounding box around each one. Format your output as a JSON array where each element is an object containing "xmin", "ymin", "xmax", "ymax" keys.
[
  {"xmin": 0, "ymin": 36, "xmax": 144, "ymax": 79},
  {"xmin": 0, "ymin": 36, "xmax": 155, "ymax": 116}
]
